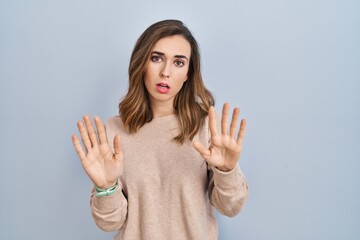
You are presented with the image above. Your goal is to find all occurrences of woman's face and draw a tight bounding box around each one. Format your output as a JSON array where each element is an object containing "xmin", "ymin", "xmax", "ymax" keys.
[{"xmin": 144, "ymin": 35, "xmax": 191, "ymax": 110}]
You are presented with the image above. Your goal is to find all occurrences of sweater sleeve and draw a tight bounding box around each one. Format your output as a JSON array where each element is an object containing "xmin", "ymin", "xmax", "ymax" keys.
[
  {"xmin": 208, "ymin": 164, "xmax": 248, "ymax": 217},
  {"xmin": 90, "ymin": 182, "xmax": 128, "ymax": 232}
]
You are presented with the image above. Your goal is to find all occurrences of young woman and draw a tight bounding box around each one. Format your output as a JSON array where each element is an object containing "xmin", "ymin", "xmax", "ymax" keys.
[{"xmin": 72, "ymin": 19, "xmax": 248, "ymax": 240}]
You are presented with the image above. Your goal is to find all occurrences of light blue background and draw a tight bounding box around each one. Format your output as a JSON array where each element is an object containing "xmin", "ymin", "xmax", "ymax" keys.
[{"xmin": 1, "ymin": 0, "xmax": 359, "ymax": 239}]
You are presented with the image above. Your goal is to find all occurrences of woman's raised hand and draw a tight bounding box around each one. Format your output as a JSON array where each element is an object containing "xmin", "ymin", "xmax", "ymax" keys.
[
  {"xmin": 71, "ymin": 115, "xmax": 124, "ymax": 188},
  {"xmin": 193, "ymin": 103, "xmax": 247, "ymax": 172}
]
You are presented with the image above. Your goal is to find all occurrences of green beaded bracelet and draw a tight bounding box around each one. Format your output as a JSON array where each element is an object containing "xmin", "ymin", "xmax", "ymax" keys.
[{"xmin": 94, "ymin": 181, "xmax": 118, "ymax": 197}]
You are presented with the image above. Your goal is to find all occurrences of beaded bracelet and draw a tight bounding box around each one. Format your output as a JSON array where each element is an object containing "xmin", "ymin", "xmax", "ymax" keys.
[{"xmin": 94, "ymin": 181, "xmax": 118, "ymax": 197}]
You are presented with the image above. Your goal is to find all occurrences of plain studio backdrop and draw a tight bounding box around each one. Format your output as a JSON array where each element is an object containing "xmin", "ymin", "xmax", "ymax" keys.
[{"xmin": 0, "ymin": 0, "xmax": 359, "ymax": 239}]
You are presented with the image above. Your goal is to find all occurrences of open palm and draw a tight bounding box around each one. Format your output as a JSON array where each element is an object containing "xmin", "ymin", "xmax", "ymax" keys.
[
  {"xmin": 72, "ymin": 115, "xmax": 124, "ymax": 189},
  {"xmin": 193, "ymin": 103, "xmax": 247, "ymax": 172}
]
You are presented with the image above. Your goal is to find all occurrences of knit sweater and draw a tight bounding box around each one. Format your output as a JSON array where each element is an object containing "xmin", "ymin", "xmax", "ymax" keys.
[{"xmin": 90, "ymin": 114, "xmax": 248, "ymax": 240}]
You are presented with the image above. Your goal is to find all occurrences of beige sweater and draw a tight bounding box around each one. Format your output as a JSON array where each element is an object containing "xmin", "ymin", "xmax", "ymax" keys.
[{"xmin": 90, "ymin": 114, "xmax": 248, "ymax": 240}]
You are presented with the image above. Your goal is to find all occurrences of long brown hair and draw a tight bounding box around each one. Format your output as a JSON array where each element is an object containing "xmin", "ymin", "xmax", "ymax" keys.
[{"xmin": 119, "ymin": 19, "xmax": 214, "ymax": 143}]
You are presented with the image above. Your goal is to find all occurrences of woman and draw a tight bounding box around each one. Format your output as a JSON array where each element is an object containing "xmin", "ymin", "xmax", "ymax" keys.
[{"xmin": 72, "ymin": 19, "xmax": 248, "ymax": 240}]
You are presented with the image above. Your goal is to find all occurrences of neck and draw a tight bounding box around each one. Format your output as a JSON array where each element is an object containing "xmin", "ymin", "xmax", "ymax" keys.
[{"xmin": 151, "ymin": 102, "xmax": 175, "ymax": 118}]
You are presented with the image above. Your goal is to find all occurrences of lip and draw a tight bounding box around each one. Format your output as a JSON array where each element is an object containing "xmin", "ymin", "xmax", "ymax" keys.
[{"xmin": 156, "ymin": 82, "xmax": 170, "ymax": 94}]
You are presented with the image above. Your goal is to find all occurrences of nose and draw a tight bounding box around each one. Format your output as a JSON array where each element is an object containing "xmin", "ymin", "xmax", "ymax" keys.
[
  {"xmin": 161, "ymin": 73, "xmax": 170, "ymax": 78},
  {"xmin": 160, "ymin": 62, "xmax": 171, "ymax": 78}
]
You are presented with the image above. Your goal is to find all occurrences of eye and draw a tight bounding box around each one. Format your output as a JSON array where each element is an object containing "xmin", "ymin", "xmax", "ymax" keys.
[
  {"xmin": 150, "ymin": 55, "xmax": 163, "ymax": 63},
  {"xmin": 174, "ymin": 60, "xmax": 185, "ymax": 67}
]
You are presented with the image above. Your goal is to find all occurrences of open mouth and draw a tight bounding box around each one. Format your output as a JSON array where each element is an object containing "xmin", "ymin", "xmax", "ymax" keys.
[
  {"xmin": 156, "ymin": 83, "xmax": 170, "ymax": 89},
  {"xmin": 156, "ymin": 82, "xmax": 170, "ymax": 94}
]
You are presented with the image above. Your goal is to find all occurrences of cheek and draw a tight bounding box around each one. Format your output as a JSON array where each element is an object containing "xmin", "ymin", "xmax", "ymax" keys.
[
  {"xmin": 143, "ymin": 71, "xmax": 152, "ymax": 91},
  {"xmin": 144, "ymin": 66, "xmax": 151, "ymax": 79},
  {"xmin": 175, "ymin": 74, "xmax": 188, "ymax": 90},
  {"xmin": 178, "ymin": 67, "xmax": 189, "ymax": 82},
  {"xmin": 143, "ymin": 65, "xmax": 156, "ymax": 85},
  {"xmin": 174, "ymin": 75, "xmax": 187, "ymax": 88}
]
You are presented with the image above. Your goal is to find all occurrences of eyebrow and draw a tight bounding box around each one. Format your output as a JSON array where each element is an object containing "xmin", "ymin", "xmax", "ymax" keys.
[{"xmin": 151, "ymin": 51, "xmax": 189, "ymax": 60}]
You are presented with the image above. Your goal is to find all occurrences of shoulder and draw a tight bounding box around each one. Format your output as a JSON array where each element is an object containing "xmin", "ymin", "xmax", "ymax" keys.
[
  {"xmin": 106, "ymin": 115, "xmax": 122, "ymax": 127},
  {"xmin": 192, "ymin": 115, "xmax": 210, "ymax": 145},
  {"xmin": 105, "ymin": 115, "xmax": 127, "ymax": 135},
  {"xmin": 193, "ymin": 112, "xmax": 221, "ymax": 144},
  {"xmin": 106, "ymin": 115, "xmax": 122, "ymax": 128}
]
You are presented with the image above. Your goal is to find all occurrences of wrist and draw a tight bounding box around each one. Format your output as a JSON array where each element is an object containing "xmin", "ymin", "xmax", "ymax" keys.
[
  {"xmin": 94, "ymin": 180, "xmax": 119, "ymax": 197},
  {"xmin": 97, "ymin": 181, "xmax": 118, "ymax": 189},
  {"xmin": 216, "ymin": 165, "xmax": 234, "ymax": 172}
]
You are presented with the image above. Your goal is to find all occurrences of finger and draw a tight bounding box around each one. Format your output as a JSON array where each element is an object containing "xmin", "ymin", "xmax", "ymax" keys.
[
  {"xmin": 230, "ymin": 107, "xmax": 240, "ymax": 139},
  {"xmin": 94, "ymin": 116, "xmax": 107, "ymax": 145},
  {"xmin": 221, "ymin": 103, "xmax": 230, "ymax": 135},
  {"xmin": 77, "ymin": 120, "xmax": 92, "ymax": 152},
  {"xmin": 71, "ymin": 133, "xmax": 86, "ymax": 161},
  {"xmin": 192, "ymin": 141, "xmax": 211, "ymax": 159},
  {"xmin": 84, "ymin": 115, "xmax": 98, "ymax": 147},
  {"xmin": 208, "ymin": 106, "xmax": 218, "ymax": 138},
  {"xmin": 236, "ymin": 118, "xmax": 247, "ymax": 145},
  {"xmin": 113, "ymin": 135, "xmax": 124, "ymax": 160}
]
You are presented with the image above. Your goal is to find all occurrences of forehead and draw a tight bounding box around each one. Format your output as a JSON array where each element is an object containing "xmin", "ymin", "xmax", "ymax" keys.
[{"xmin": 152, "ymin": 35, "xmax": 191, "ymax": 58}]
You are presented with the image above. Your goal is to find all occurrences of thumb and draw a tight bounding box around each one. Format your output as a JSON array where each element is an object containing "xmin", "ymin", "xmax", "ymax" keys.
[
  {"xmin": 192, "ymin": 141, "xmax": 211, "ymax": 159},
  {"xmin": 113, "ymin": 134, "xmax": 123, "ymax": 160}
]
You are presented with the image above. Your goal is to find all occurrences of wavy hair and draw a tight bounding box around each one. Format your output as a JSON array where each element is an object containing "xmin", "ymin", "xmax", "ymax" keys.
[{"xmin": 119, "ymin": 19, "xmax": 214, "ymax": 143}]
